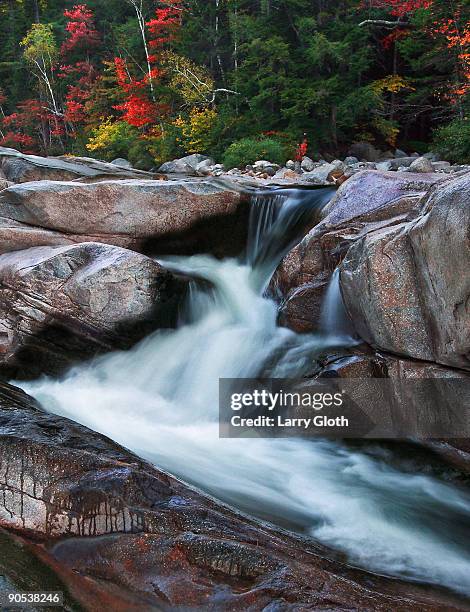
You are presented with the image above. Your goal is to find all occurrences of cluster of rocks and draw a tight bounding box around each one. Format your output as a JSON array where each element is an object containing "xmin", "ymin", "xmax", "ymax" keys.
[
  {"xmin": 1, "ymin": 145, "xmax": 470, "ymax": 610},
  {"xmin": 272, "ymin": 167, "xmax": 470, "ymax": 377},
  {"xmin": 0, "ymin": 147, "xmax": 249, "ymax": 379},
  {"xmin": 157, "ymin": 144, "xmax": 468, "ymax": 186}
]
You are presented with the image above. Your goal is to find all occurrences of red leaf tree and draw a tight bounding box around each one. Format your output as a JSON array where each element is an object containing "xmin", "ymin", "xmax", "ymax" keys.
[
  {"xmin": 61, "ymin": 4, "xmax": 100, "ymax": 56},
  {"xmin": 114, "ymin": 1, "xmax": 183, "ymax": 129},
  {"xmin": 60, "ymin": 4, "xmax": 101, "ymax": 133}
]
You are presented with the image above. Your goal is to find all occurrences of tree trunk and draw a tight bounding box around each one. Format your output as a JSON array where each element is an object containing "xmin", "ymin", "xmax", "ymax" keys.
[
  {"xmin": 33, "ymin": 0, "xmax": 40, "ymax": 23},
  {"xmin": 331, "ymin": 104, "xmax": 338, "ymax": 149}
]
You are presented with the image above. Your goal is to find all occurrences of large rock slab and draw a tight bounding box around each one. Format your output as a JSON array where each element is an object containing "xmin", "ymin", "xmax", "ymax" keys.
[
  {"xmin": 341, "ymin": 171, "xmax": 470, "ymax": 370},
  {"xmin": 0, "ymin": 178, "xmax": 248, "ymax": 257},
  {"xmin": 0, "ymin": 148, "xmax": 154, "ymax": 183},
  {"xmin": 0, "ymin": 381, "xmax": 458, "ymax": 611},
  {"xmin": 0, "ymin": 242, "xmax": 185, "ymax": 378},
  {"xmin": 272, "ymin": 170, "xmax": 444, "ymax": 332}
]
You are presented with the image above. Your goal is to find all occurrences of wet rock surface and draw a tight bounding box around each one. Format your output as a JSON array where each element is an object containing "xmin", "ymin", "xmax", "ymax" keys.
[
  {"xmin": 0, "ymin": 381, "xmax": 464, "ymax": 611},
  {"xmin": 272, "ymin": 170, "xmax": 445, "ymax": 332},
  {"xmin": 0, "ymin": 242, "xmax": 186, "ymax": 378},
  {"xmin": 312, "ymin": 346, "xmax": 470, "ymax": 475},
  {"xmin": 0, "ymin": 148, "xmax": 469, "ymax": 610}
]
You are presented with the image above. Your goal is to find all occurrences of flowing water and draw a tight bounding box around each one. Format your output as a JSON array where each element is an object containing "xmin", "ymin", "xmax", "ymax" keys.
[{"xmin": 20, "ymin": 187, "xmax": 470, "ymax": 598}]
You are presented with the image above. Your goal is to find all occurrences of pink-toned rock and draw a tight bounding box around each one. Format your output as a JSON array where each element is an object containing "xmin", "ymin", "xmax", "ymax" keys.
[
  {"xmin": 273, "ymin": 170, "xmax": 444, "ymax": 332},
  {"xmin": 0, "ymin": 381, "xmax": 460, "ymax": 611},
  {"xmin": 341, "ymin": 171, "xmax": 470, "ymax": 370}
]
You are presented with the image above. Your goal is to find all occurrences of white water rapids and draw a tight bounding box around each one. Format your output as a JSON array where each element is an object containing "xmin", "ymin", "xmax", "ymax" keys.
[{"xmin": 20, "ymin": 187, "xmax": 470, "ymax": 598}]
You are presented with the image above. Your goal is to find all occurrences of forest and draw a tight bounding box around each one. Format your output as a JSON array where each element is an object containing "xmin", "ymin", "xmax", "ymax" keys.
[{"xmin": 0, "ymin": 0, "xmax": 469, "ymax": 168}]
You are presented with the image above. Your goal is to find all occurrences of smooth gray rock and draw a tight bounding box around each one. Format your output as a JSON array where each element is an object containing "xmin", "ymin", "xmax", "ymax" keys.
[
  {"xmin": 158, "ymin": 154, "xmax": 209, "ymax": 175},
  {"xmin": 394, "ymin": 148, "xmax": 407, "ymax": 158},
  {"xmin": 0, "ymin": 178, "xmax": 247, "ymax": 257},
  {"xmin": 344, "ymin": 156, "xmax": 359, "ymax": 166},
  {"xmin": 424, "ymin": 151, "xmax": 441, "ymax": 162},
  {"xmin": 253, "ymin": 160, "xmax": 280, "ymax": 172},
  {"xmin": 301, "ymin": 157, "xmax": 316, "ymax": 172},
  {"xmin": 0, "ymin": 242, "xmax": 186, "ymax": 377},
  {"xmin": 111, "ymin": 158, "xmax": 132, "ymax": 168},
  {"xmin": 376, "ymin": 161, "xmax": 393, "ymax": 172},
  {"xmin": 0, "ymin": 148, "xmax": 153, "ymax": 183},
  {"xmin": 195, "ymin": 158, "xmax": 215, "ymax": 176},
  {"xmin": 409, "ymin": 156, "xmax": 434, "ymax": 173},
  {"xmin": 432, "ymin": 161, "xmax": 451, "ymax": 172}
]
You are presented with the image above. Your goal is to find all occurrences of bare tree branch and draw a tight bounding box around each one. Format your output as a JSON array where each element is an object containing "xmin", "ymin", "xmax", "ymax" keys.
[
  {"xmin": 208, "ymin": 88, "xmax": 240, "ymax": 103},
  {"xmin": 359, "ymin": 19, "xmax": 412, "ymax": 29}
]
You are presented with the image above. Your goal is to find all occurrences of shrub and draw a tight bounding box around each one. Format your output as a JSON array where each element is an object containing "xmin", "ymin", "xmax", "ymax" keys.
[
  {"xmin": 86, "ymin": 119, "xmax": 138, "ymax": 160},
  {"xmin": 222, "ymin": 136, "xmax": 289, "ymax": 169},
  {"xmin": 432, "ymin": 118, "xmax": 470, "ymax": 164},
  {"xmin": 173, "ymin": 107, "xmax": 218, "ymax": 154}
]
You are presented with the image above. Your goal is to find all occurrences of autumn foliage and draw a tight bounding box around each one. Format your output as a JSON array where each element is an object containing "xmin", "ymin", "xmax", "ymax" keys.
[
  {"xmin": 0, "ymin": 0, "xmax": 468, "ymax": 163},
  {"xmin": 61, "ymin": 4, "xmax": 100, "ymax": 55}
]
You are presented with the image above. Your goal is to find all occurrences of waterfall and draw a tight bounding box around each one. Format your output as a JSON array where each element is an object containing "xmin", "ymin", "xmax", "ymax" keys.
[
  {"xmin": 319, "ymin": 268, "xmax": 357, "ymax": 341},
  {"xmin": 247, "ymin": 187, "xmax": 335, "ymax": 291},
  {"xmin": 19, "ymin": 187, "xmax": 470, "ymax": 598}
]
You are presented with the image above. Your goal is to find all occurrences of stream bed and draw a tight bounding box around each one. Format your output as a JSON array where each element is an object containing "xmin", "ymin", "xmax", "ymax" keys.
[{"xmin": 20, "ymin": 187, "xmax": 470, "ymax": 599}]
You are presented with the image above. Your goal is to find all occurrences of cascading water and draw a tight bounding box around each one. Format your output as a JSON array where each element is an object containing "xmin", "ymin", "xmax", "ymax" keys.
[
  {"xmin": 319, "ymin": 268, "xmax": 358, "ymax": 342},
  {"xmin": 247, "ymin": 187, "xmax": 335, "ymax": 290},
  {"xmin": 20, "ymin": 187, "xmax": 470, "ymax": 598}
]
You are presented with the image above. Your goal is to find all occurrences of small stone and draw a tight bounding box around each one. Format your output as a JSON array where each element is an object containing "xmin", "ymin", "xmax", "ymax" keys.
[
  {"xmin": 111, "ymin": 158, "xmax": 132, "ymax": 168},
  {"xmin": 409, "ymin": 156, "xmax": 434, "ymax": 173},
  {"xmin": 253, "ymin": 160, "xmax": 280, "ymax": 170},
  {"xmin": 301, "ymin": 157, "xmax": 316, "ymax": 172},
  {"xmin": 286, "ymin": 160, "xmax": 295, "ymax": 170},
  {"xmin": 376, "ymin": 161, "xmax": 393, "ymax": 172},
  {"xmin": 344, "ymin": 156, "xmax": 359, "ymax": 166}
]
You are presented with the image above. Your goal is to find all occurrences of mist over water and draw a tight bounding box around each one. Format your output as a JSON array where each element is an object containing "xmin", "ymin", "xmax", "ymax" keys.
[{"xmin": 20, "ymin": 188, "xmax": 470, "ymax": 597}]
